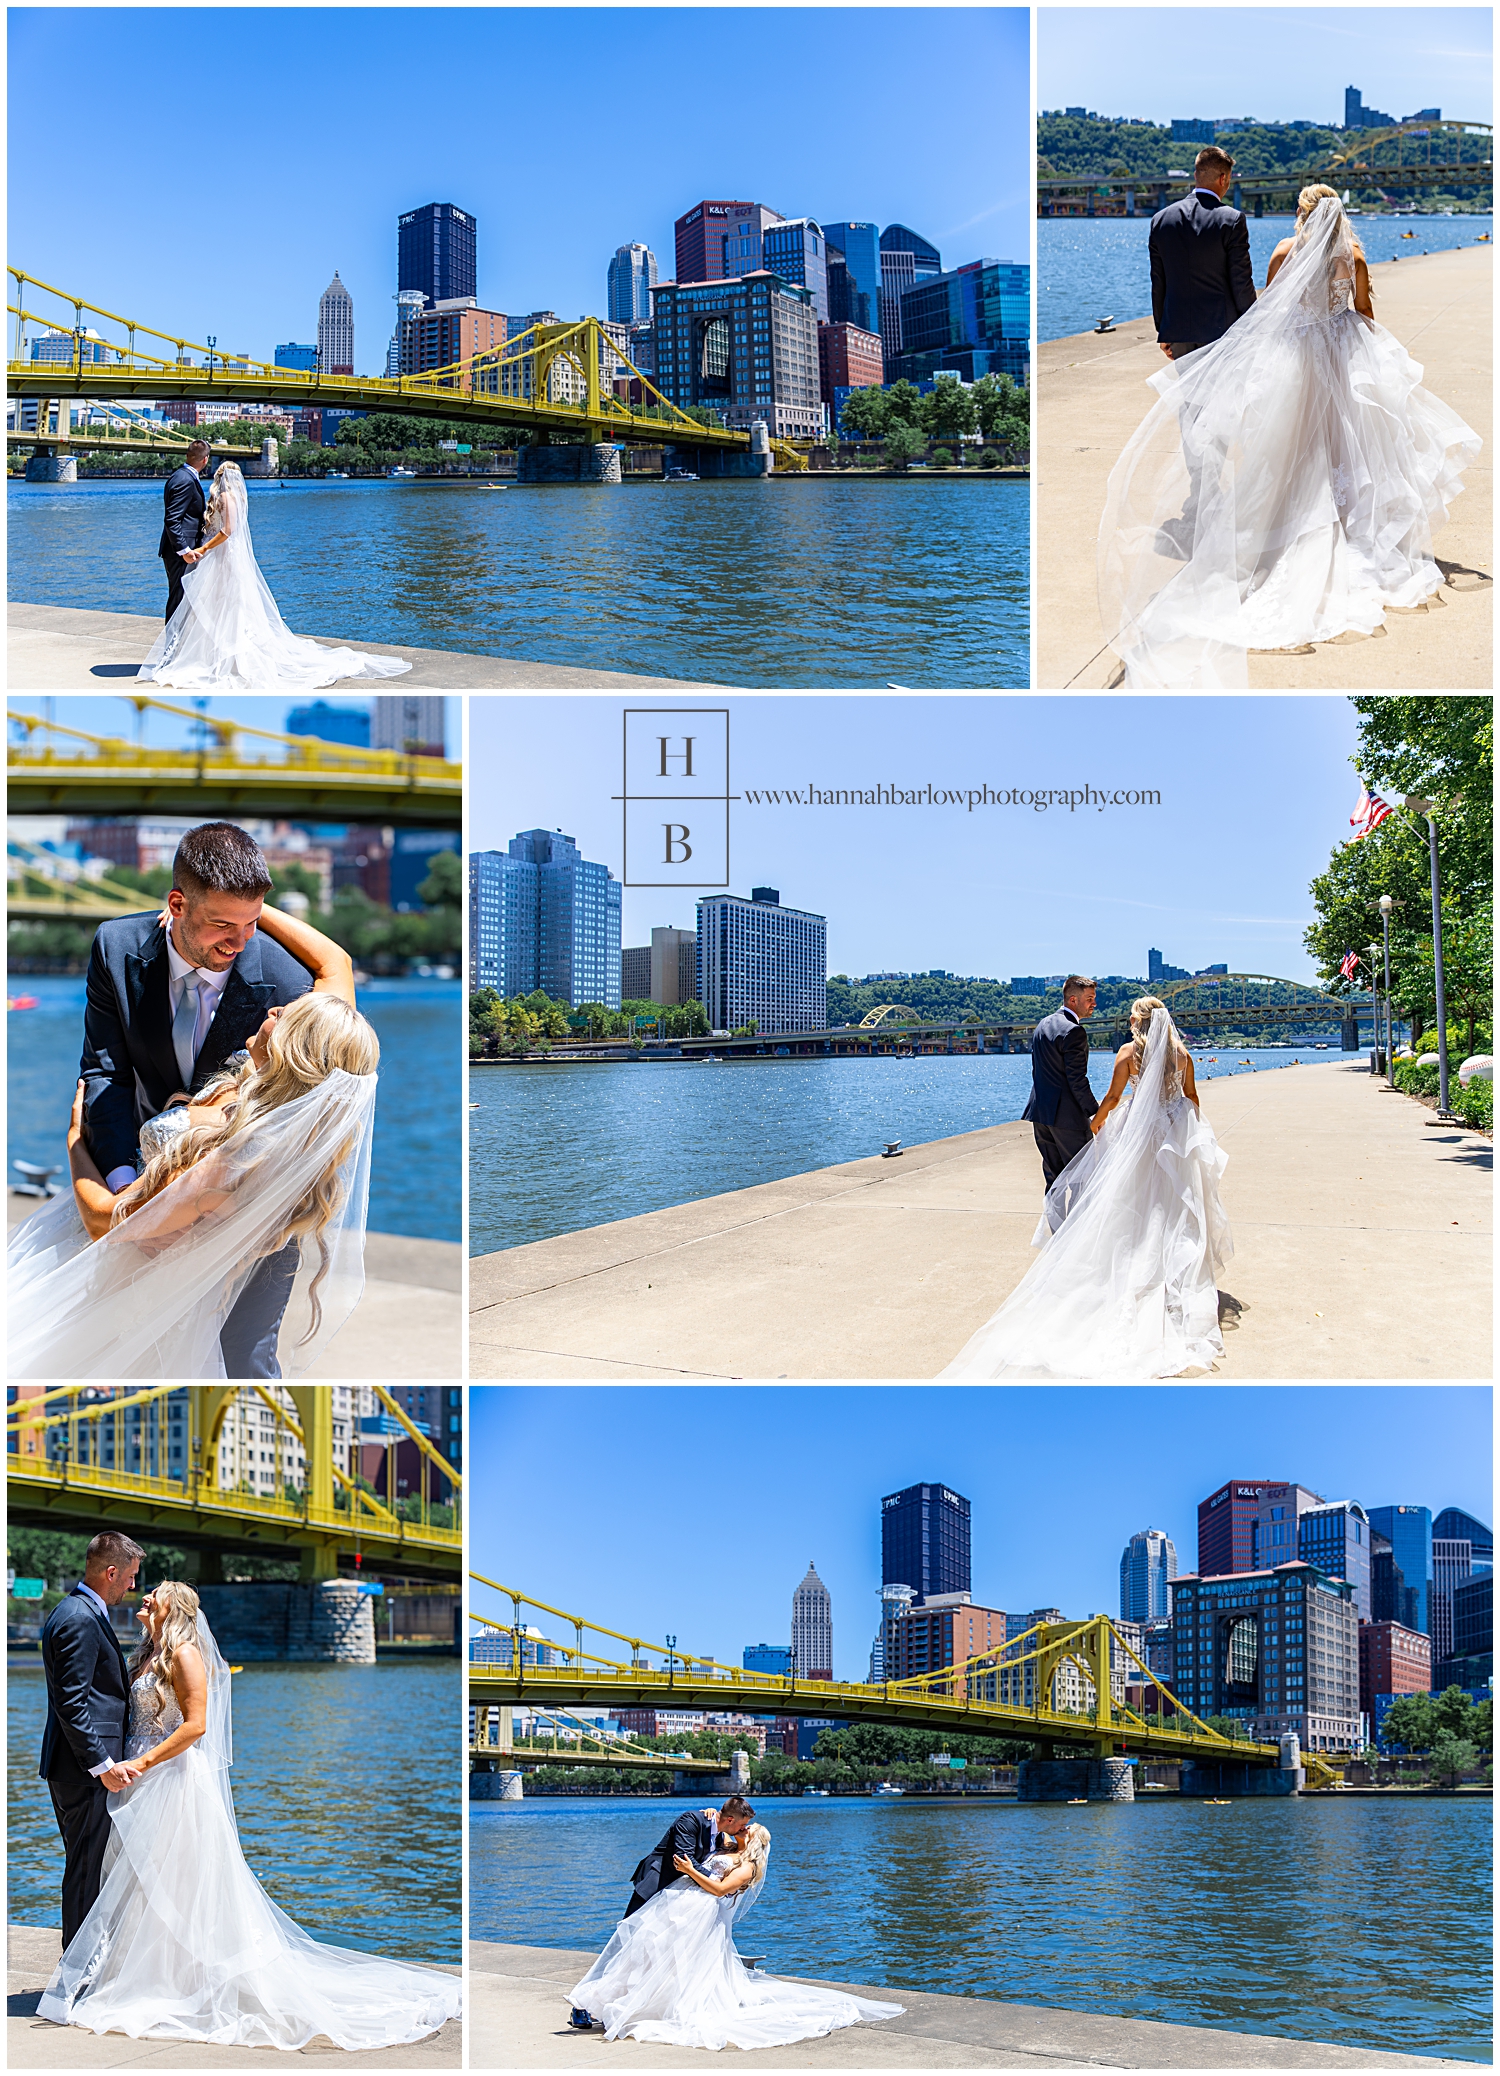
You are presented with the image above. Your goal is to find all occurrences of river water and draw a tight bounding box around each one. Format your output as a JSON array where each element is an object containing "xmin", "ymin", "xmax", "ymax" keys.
[
  {"xmin": 9, "ymin": 1657, "xmax": 461, "ymax": 1963},
  {"xmin": 472, "ymin": 1792, "xmax": 1490, "ymax": 2060},
  {"xmin": 6, "ymin": 975, "xmax": 461, "ymax": 1242},
  {"xmin": 6, "ymin": 476, "xmax": 1026, "ymax": 688},
  {"xmin": 470, "ymin": 1048, "xmax": 1341, "ymax": 1254},
  {"xmin": 1040, "ymin": 214, "xmax": 1494, "ymax": 340}
]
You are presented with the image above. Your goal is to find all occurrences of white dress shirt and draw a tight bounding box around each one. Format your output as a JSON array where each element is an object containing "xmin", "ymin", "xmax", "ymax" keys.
[{"xmin": 103, "ymin": 926, "xmax": 233, "ymax": 1194}]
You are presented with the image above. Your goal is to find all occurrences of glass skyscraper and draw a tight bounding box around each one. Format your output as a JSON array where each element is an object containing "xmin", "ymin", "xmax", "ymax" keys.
[
  {"xmin": 607, "ymin": 242, "xmax": 658, "ymax": 326},
  {"xmin": 878, "ymin": 223, "xmax": 942, "ymax": 353},
  {"xmin": 881, "ymin": 1483, "xmax": 971, "ymax": 1606},
  {"xmin": 1119, "ymin": 1527, "xmax": 1178, "ymax": 1621},
  {"xmin": 1298, "ymin": 1501, "xmax": 1372, "ymax": 1620},
  {"xmin": 398, "ymin": 202, "xmax": 477, "ymax": 309},
  {"xmin": 468, "ymin": 830, "xmax": 621, "ymax": 1009},
  {"xmin": 823, "ymin": 222, "xmax": 880, "ymax": 333},
  {"xmin": 890, "ymin": 258, "xmax": 1031, "ymax": 388},
  {"xmin": 760, "ymin": 218, "xmax": 829, "ymax": 322},
  {"xmin": 1368, "ymin": 1506, "xmax": 1434, "ymax": 1635}
]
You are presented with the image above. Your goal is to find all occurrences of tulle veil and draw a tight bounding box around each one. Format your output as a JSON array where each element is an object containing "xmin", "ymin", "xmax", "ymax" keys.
[
  {"xmin": 6, "ymin": 1067, "xmax": 377, "ymax": 1378},
  {"xmin": 1098, "ymin": 195, "xmax": 1481, "ymax": 687}
]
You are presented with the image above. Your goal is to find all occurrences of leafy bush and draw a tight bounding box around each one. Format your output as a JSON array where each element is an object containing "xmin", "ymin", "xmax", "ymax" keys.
[
  {"xmin": 930, "ymin": 446, "xmax": 955, "ymax": 468},
  {"xmin": 1452, "ymin": 1077, "xmax": 1493, "ymax": 1132}
]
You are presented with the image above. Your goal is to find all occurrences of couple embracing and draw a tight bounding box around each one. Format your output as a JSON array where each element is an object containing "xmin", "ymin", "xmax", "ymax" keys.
[
  {"xmin": 35, "ymin": 1530, "xmax": 459, "ymax": 2048},
  {"xmin": 8, "ymin": 820, "xmax": 380, "ymax": 1379},
  {"xmin": 564, "ymin": 1796, "xmax": 902, "ymax": 2050}
]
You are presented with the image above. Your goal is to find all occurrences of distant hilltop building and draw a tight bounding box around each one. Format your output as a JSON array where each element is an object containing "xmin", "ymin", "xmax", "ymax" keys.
[
  {"xmin": 1171, "ymin": 118, "xmax": 1217, "ymax": 143},
  {"xmin": 791, "ymin": 1562, "xmax": 833, "ymax": 1681},
  {"xmin": 317, "ymin": 272, "xmax": 354, "ymax": 377},
  {"xmin": 1344, "ymin": 85, "xmax": 1397, "ymax": 130}
]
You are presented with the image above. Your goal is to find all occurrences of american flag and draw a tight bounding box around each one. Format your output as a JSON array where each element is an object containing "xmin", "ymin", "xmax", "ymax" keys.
[
  {"xmin": 1339, "ymin": 949, "xmax": 1361, "ymax": 981},
  {"xmin": 1348, "ymin": 786, "xmax": 1394, "ymax": 842}
]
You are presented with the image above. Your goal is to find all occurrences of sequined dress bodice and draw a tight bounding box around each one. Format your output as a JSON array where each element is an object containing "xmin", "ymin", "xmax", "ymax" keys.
[{"xmin": 125, "ymin": 1669, "xmax": 182, "ymax": 1758}]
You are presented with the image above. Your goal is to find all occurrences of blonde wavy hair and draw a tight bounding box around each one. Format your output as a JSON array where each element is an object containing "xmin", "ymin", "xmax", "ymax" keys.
[
  {"xmin": 130, "ymin": 1579, "xmax": 209, "ymax": 1716},
  {"xmin": 1129, "ymin": 995, "xmax": 1168, "ymax": 1078},
  {"xmin": 1295, "ymin": 183, "xmax": 1367, "ymax": 264},
  {"xmin": 112, "ymin": 992, "xmax": 379, "ymax": 1340}
]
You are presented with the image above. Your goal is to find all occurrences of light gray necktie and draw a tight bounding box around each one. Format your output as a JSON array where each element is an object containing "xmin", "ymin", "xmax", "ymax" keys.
[{"xmin": 172, "ymin": 975, "xmax": 202, "ymax": 1088}]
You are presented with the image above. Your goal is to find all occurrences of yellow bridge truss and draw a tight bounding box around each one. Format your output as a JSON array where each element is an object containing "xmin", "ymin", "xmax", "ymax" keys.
[
  {"xmin": 7, "ymin": 268, "xmax": 807, "ymax": 469},
  {"xmin": 7, "ymin": 697, "xmax": 462, "ymax": 826},
  {"xmin": 468, "ymin": 1578, "xmax": 1285, "ymax": 1767},
  {"xmin": 471, "ymin": 1702, "xmax": 727, "ymax": 1775},
  {"xmin": 7, "ymin": 1385, "xmax": 462, "ymax": 1580}
]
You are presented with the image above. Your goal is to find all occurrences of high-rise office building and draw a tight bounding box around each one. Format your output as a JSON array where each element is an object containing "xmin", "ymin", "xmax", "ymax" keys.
[
  {"xmin": 823, "ymin": 222, "xmax": 880, "ymax": 333},
  {"xmin": 674, "ymin": 200, "xmax": 785, "ymax": 285},
  {"xmin": 696, "ymin": 887, "xmax": 826, "ymax": 1034},
  {"xmin": 742, "ymin": 1643, "xmax": 792, "ymax": 1676},
  {"xmin": 877, "ymin": 224, "xmax": 942, "ymax": 353},
  {"xmin": 1432, "ymin": 1538, "xmax": 1473, "ymax": 1662},
  {"xmin": 1344, "ymin": 85, "xmax": 1396, "ymax": 130},
  {"xmin": 881, "ymin": 1483, "xmax": 971, "ymax": 1605},
  {"xmin": 398, "ymin": 202, "xmax": 477, "ymax": 309},
  {"xmin": 1120, "ymin": 1527, "xmax": 1178, "ymax": 1621},
  {"xmin": 889, "ymin": 1596, "xmax": 1004, "ymax": 1683},
  {"xmin": 649, "ymin": 273, "xmax": 824, "ymax": 440},
  {"xmin": 817, "ymin": 322, "xmax": 883, "ymax": 410},
  {"xmin": 1371, "ymin": 1528, "xmax": 1421, "ymax": 1630},
  {"xmin": 621, "ymin": 930, "xmax": 696, "ymax": 1006},
  {"xmin": 1198, "ymin": 1479, "xmax": 1276, "ymax": 1577},
  {"xmin": 401, "ymin": 302, "xmax": 507, "ymax": 379},
  {"xmin": 791, "ymin": 1563, "xmax": 832, "ymax": 1680},
  {"xmin": 869, "ymin": 1582, "xmax": 917, "ymax": 1681},
  {"xmin": 1433, "ymin": 1509, "xmax": 1492, "ymax": 1572},
  {"xmin": 1368, "ymin": 1507, "xmax": 1433, "ymax": 1635},
  {"xmin": 372, "ymin": 696, "xmax": 445, "ymax": 757},
  {"xmin": 607, "ymin": 242, "xmax": 658, "ymax": 325},
  {"xmin": 274, "ymin": 342, "xmax": 319, "ymax": 372},
  {"xmin": 891, "ymin": 258, "xmax": 1030, "ymax": 388},
  {"xmin": 761, "ymin": 218, "xmax": 829, "ymax": 321},
  {"xmin": 317, "ymin": 272, "xmax": 354, "ymax": 376},
  {"xmin": 621, "ymin": 945, "xmax": 652, "ymax": 999},
  {"xmin": 1250, "ymin": 1483, "xmax": 1326, "ymax": 1571},
  {"xmin": 1298, "ymin": 1501, "xmax": 1372, "ymax": 1620},
  {"xmin": 1173, "ymin": 1564, "xmax": 1360, "ymax": 1752},
  {"xmin": 1359, "ymin": 1621, "xmax": 1432, "ymax": 1720},
  {"xmin": 286, "ymin": 701, "xmax": 370, "ymax": 748},
  {"xmin": 468, "ymin": 831, "xmax": 622, "ymax": 1009},
  {"xmin": 1451, "ymin": 1572, "xmax": 1491, "ymax": 1660}
]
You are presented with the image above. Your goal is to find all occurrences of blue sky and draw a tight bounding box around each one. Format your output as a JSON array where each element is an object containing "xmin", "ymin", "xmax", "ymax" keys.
[
  {"xmin": 8, "ymin": 9, "xmax": 1027, "ymax": 371},
  {"xmin": 468, "ymin": 693, "xmax": 1364, "ymax": 983},
  {"xmin": 469, "ymin": 1386, "xmax": 1492, "ymax": 1680},
  {"xmin": 1040, "ymin": 8, "xmax": 1492, "ymax": 128}
]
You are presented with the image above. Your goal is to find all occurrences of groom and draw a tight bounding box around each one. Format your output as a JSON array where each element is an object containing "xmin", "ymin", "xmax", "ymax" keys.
[
  {"xmin": 79, "ymin": 820, "xmax": 314, "ymax": 1376},
  {"xmin": 39, "ymin": 1532, "xmax": 145, "ymax": 1946},
  {"xmin": 159, "ymin": 440, "xmax": 211, "ymax": 621},
  {"xmin": 1024, "ymin": 976, "xmax": 1099, "ymax": 1193},
  {"xmin": 1149, "ymin": 145, "xmax": 1256, "ymax": 363}
]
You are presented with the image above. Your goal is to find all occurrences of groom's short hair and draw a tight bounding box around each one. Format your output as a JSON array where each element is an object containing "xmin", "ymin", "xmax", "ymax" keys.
[
  {"xmin": 1194, "ymin": 146, "xmax": 1235, "ymax": 179},
  {"xmin": 173, "ymin": 822, "xmax": 273, "ymax": 903},
  {"xmin": 84, "ymin": 1530, "xmax": 145, "ymax": 1573},
  {"xmin": 186, "ymin": 439, "xmax": 209, "ymax": 461},
  {"xmin": 1061, "ymin": 974, "xmax": 1094, "ymax": 999},
  {"xmin": 719, "ymin": 1796, "xmax": 755, "ymax": 1822}
]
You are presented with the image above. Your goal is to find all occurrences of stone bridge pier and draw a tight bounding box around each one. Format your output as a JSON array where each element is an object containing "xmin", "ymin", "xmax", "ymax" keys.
[{"xmin": 673, "ymin": 1750, "xmax": 753, "ymax": 1799}]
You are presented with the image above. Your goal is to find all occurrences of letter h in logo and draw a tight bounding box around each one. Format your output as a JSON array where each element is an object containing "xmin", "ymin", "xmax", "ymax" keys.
[{"xmin": 619, "ymin": 708, "xmax": 731, "ymax": 887}]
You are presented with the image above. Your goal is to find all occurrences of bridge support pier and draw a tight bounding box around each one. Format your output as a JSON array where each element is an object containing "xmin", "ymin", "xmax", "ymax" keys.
[
  {"xmin": 1018, "ymin": 1757, "xmax": 1134, "ymax": 1802},
  {"xmin": 673, "ymin": 1751, "xmax": 751, "ymax": 1800},
  {"xmin": 471, "ymin": 1768, "xmax": 525, "ymax": 1800},
  {"xmin": 25, "ymin": 448, "xmax": 76, "ymax": 483},
  {"xmin": 516, "ymin": 442, "xmax": 621, "ymax": 484},
  {"xmin": 197, "ymin": 1580, "xmax": 375, "ymax": 1663}
]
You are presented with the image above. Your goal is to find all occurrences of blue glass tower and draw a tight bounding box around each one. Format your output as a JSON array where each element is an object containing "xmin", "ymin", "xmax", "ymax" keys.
[
  {"xmin": 823, "ymin": 222, "xmax": 880, "ymax": 332},
  {"xmin": 468, "ymin": 830, "xmax": 621, "ymax": 1008},
  {"xmin": 1120, "ymin": 1527, "xmax": 1178, "ymax": 1621},
  {"xmin": 1298, "ymin": 1501, "xmax": 1372, "ymax": 1621},
  {"xmin": 1368, "ymin": 1506, "xmax": 1433, "ymax": 1634}
]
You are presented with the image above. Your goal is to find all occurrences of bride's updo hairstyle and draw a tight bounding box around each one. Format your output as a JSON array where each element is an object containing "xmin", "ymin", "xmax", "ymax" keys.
[
  {"xmin": 1294, "ymin": 182, "xmax": 1367, "ymax": 264},
  {"xmin": 1129, "ymin": 995, "xmax": 1168, "ymax": 1077},
  {"xmin": 131, "ymin": 1579, "xmax": 208, "ymax": 1716}
]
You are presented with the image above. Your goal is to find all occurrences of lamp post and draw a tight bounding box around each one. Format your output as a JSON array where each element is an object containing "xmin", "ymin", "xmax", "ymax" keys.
[
  {"xmin": 1403, "ymin": 796, "xmax": 1454, "ymax": 1120},
  {"xmin": 1378, "ymin": 893, "xmax": 1395, "ymax": 1086},
  {"xmin": 1367, "ymin": 943, "xmax": 1382, "ymax": 1073}
]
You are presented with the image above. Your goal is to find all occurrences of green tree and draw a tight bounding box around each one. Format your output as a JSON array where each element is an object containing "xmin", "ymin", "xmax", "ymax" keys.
[
  {"xmin": 882, "ymin": 423, "xmax": 926, "ymax": 470},
  {"xmin": 1432, "ymin": 1684, "xmax": 1482, "ymax": 1739},
  {"xmin": 921, "ymin": 374, "xmax": 979, "ymax": 447},
  {"xmin": 1380, "ymin": 1692, "xmax": 1435, "ymax": 1752},
  {"xmin": 881, "ymin": 381, "xmax": 926, "ymax": 430},
  {"xmin": 1428, "ymin": 1729, "xmax": 1479, "ymax": 1787},
  {"xmin": 838, "ymin": 386, "xmax": 889, "ymax": 443},
  {"xmin": 416, "ymin": 847, "xmax": 462, "ymax": 910}
]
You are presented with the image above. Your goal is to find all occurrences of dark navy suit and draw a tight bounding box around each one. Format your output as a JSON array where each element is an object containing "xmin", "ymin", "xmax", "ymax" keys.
[
  {"xmin": 80, "ymin": 912, "xmax": 313, "ymax": 1376},
  {"xmin": 1150, "ymin": 189, "xmax": 1257, "ymax": 353},
  {"xmin": 1023, "ymin": 1006, "xmax": 1100, "ymax": 1191},
  {"xmin": 159, "ymin": 462, "xmax": 207, "ymax": 621},
  {"xmin": 624, "ymin": 1809, "xmax": 721, "ymax": 1918},
  {"xmin": 39, "ymin": 1587, "xmax": 132, "ymax": 1946}
]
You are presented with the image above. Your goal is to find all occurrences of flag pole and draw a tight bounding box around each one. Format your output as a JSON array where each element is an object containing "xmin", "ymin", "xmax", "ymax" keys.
[{"xmin": 1403, "ymin": 796, "xmax": 1454, "ymax": 1121}]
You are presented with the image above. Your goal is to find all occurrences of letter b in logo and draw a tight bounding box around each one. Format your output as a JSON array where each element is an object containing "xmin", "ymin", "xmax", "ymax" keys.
[{"xmin": 664, "ymin": 825, "xmax": 692, "ymax": 864}]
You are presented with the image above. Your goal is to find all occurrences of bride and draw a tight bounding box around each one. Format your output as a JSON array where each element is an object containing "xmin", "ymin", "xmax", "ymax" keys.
[
  {"xmin": 138, "ymin": 461, "xmax": 411, "ymax": 689},
  {"xmin": 1099, "ymin": 187, "xmax": 1482, "ymax": 687},
  {"xmin": 941, "ymin": 999, "xmax": 1233, "ymax": 1378},
  {"xmin": 7, "ymin": 986, "xmax": 379, "ymax": 1378},
  {"xmin": 38, "ymin": 1583, "xmax": 460, "ymax": 2049},
  {"xmin": 569, "ymin": 1825, "xmax": 903, "ymax": 2050}
]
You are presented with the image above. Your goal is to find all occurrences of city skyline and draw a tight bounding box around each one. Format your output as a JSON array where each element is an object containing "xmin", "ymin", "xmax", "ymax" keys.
[
  {"xmin": 1039, "ymin": 8, "xmax": 1492, "ymax": 129},
  {"xmin": 8, "ymin": 9, "xmax": 1026, "ymax": 364},
  {"xmin": 469, "ymin": 1387, "xmax": 1491, "ymax": 1683},
  {"xmin": 468, "ymin": 695, "xmax": 1366, "ymax": 985}
]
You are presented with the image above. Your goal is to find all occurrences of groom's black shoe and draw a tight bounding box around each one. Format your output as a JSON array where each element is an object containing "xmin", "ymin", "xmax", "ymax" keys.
[{"xmin": 569, "ymin": 2007, "xmax": 596, "ymax": 2030}]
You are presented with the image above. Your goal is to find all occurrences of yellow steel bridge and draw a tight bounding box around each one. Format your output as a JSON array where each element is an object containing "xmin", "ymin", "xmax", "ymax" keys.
[
  {"xmin": 468, "ymin": 1578, "xmax": 1284, "ymax": 1768},
  {"xmin": 7, "ymin": 1385, "xmax": 461, "ymax": 1582},
  {"xmin": 7, "ymin": 697, "xmax": 461, "ymax": 825},
  {"xmin": 7, "ymin": 269, "xmax": 806, "ymax": 470},
  {"xmin": 471, "ymin": 1704, "xmax": 727, "ymax": 1776}
]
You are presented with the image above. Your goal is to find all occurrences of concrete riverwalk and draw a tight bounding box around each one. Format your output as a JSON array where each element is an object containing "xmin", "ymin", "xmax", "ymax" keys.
[
  {"xmin": 6, "ymin": 603, "xmax": 731, "ymax": 690},
  {"xmin": 1038, "ymin": 242, "xmax": 1493, "ymax": 688},
  {"xmin": 7, "ymin": 1926, "xmax": 461, "ymax": 2068},
  {"xmin": 469, "ymin": 1940, "xmax": 1463, "ymax": 2069},
  {"xmin": 469, "ymin": 1061, "xmax": 1491, "ymax": 1379},
  {"xmin": 5, "ymin": 1195, "xmax": 461, "ymax": 1378}
]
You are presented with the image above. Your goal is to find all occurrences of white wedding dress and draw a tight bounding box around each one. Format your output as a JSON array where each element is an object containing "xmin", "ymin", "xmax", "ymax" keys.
[
  {"xmin": 941, "ymin": 1009, "xmax": 1233, "ymax": 1378},
  {"xmin": 1099, "ymin": 196, "xmax": 1482, "ymax": 686},
  {"xmin": 6, "ymin": 1068, "xmax": 376, "ymax": 1378},
  {"xmin": 38, "ymin": 1618, "xmax": 460, "ymax": 2049},
  {"xmin": 569, "ymin": 1835, "xmax": 903, "ymax": 2051},
  {"xmin": 139, "ymin": 463, "xmax": 411, "ymax": 689}
]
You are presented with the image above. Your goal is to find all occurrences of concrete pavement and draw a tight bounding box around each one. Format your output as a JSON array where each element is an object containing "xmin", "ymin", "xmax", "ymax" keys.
[
  {"xmin": 7, "ymin": 1926, "xmax": 461, "ymax": 2068},
  {"xmin": 1038, "ymin": 243, "xmax": 1493, "ymax": 687},
  {"xmin": 5, "ymin": 604, "xmax": 733, "ymax": 690},
  {"xmin": 468, "ymin": 1940, "xmax": 1463, "ymax": 2070},
  {"xmin": 469, "ymin": 1061, "xmax": 1491, "ymax": 1379},
  {"xmin": 5, "ymin": 1195, "xmax": 461, "ymax": 1378}
]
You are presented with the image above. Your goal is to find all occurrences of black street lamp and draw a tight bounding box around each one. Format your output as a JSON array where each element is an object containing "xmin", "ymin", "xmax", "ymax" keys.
[{"xmin": 1403, "ymin": 796, "xmax": 1455, "ymax": 1120}]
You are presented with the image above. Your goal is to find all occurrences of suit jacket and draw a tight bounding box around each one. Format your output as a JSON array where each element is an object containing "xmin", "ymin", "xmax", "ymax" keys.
[
  {"xmin": 80, "ymin": 912, "xmax": 314, "ymax": 1181},
  {"xmin": 1149, "ymin": 190, "xmax": 1256, "ymax": 345},
  {"xmin": 159, "ymin": 463, "xmax": 207, "ymax": 563},
  {"xmin": 1024, "ymin": 1007, "xmax": 1099, "ymax": 1136},
  {"xmin": 629, "ymin": 1809, "xmax": 719, "ymax": 1909},
  {"xmin": 39, "ymin": 1587, "xmax": 131, "ymax": 1780}
]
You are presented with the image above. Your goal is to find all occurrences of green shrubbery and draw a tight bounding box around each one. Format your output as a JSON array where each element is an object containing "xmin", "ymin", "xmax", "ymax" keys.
[{"xmin": 1393, "ymin": 1053, "xmax": 1492, "ymax": 1132}]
